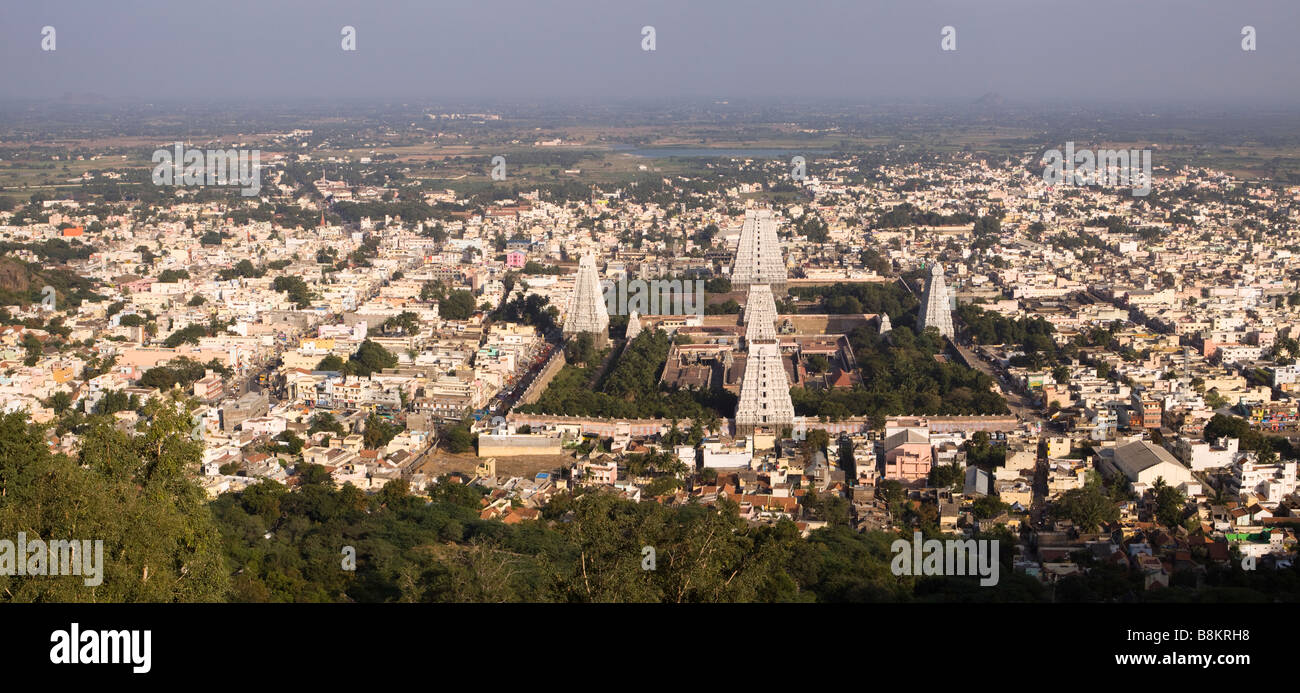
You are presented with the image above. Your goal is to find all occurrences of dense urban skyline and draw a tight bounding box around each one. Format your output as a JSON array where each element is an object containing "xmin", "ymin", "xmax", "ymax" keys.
[{"xmin": 0, "ymin": 2, "xmax": 1298, "ymax": 642}]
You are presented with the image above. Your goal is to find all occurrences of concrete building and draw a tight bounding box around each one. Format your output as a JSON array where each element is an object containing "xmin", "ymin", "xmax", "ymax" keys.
[
  {"xmin": 1107, "ymin": 439, "xmax": 1195, "ymax": 488},
  {"xmin": 477, "ymin": 433, "xmax": 563, "ymax": 457},
  {"xmin": 883, "ymin": 429, "xmax": 933, "ymax": 483},
  {"xmin": 1176, "ymin": 436, "xmax": 1239, "ymax": 471},
  {"xmin": 220, "ymin": 391, "xmax": 269, "ymax": 433}
]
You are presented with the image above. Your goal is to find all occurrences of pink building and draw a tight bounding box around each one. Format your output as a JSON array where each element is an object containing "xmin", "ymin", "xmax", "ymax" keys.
[
  {"xmin": 883, "ymin": 429, "xmax": 933, "ymax": 483},
  {"xmin": 192, "ymin": 371, "xmax": 225, "ymax": 403},
  {"xmin": 124, "ymin": 278, "xmax": 154, "ymax": 293},
  {"xmin": 506, "ymin": 250, "xmax": 527, "ymax": 268},
  {"xmin": 119, "ymin": 346, "xmax": 237, "ymax": 370},
  {"xmin": 580, "ymin": 458, "xmax": 618, "ymax": 485}
]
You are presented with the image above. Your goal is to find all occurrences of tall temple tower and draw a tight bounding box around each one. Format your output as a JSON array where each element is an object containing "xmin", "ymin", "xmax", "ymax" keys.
[
  {"xmin": 743, "ymin": 283, "xmax": 779, "ymax": 343},
  {"xmin": 730, "ymin": 208, "xmax": 787, "ymax": 294},
  {"xmin": 625, "ymin": 311, "xmax": 643, "ymax": 341},
  {"xmin": 916, "ymin": 263, "xmax": 954, "ymax": 338},
  {"xmin": 563, "ymin": 251, "xmax": 609, "ymax": 346},
  {"xmin": 735, "ymin": 341, "xmax": 797, "ymax": 435},
  {"xmin": 735, "ymin": 283, "xmax": 795, "ymax": 436}
]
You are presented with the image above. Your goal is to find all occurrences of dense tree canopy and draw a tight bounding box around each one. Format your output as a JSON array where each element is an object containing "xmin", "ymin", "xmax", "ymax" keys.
[
  {"xmin": 0, "ymin": 395, "xmax": 229, "ymax": 601},
  {"xmin": 273, "ymin": 275, "xmax": 312, "ymax": 308},
  {"xmin": 353, "ymin": 340, "xmax": 397, "ymax": 375},
  {"xmin": 439, "ymin": 290, "xmax": 477, "ymax": 320},
  {"xmin": 789, "ymin": 281, "xmax": 915, "ymax": 318},
  {"xmin": 792, "ymin": 324, "xmax": 1008, "ymax": 422},
  {"xmin": 520, "ymin": 329, "xmax": 735, "ymax": 420},
  {"xmin": 208, "ymin": 477, "xmax": 1060, "ymax": 603},
  {"xmin": 1, "ymin": 403, "xmax": 1290, "ymax": 603}
]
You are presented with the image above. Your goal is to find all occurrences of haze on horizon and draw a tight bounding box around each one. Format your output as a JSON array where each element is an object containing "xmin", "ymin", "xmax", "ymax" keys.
[{"xmin": 0, "ymin": 0, "xmax": 1296, "ymax": 109}]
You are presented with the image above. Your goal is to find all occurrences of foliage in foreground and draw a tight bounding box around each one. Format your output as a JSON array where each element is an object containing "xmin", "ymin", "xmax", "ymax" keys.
[
  {"xmin": 1, "ymin": 405, "xmax": 1295, "ymax": 603},
  {"xmin": 0, "ymin": 397, "xmax": 229, "ymax": 602}
]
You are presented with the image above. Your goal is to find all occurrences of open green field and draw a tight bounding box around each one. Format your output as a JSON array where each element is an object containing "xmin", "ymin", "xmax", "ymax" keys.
[{"xmin": 3, "ymin": 112, "xmax": 1299, "ymax": 205}]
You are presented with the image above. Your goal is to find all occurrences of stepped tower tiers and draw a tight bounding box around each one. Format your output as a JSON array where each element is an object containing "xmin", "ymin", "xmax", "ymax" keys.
[
  {"xmin": 916, "ymin": 263, "xmax": 954, "ymax": 339},
  {"xmin": 563, "ymin": 252, "xmax": 609, "ymax": 347},
  {"xmin": 625, "ymin": 311, "xmax": 643, "ymax": 341},
  {"xmin": 743, "ymin": 284, "xmax": 779, "ymax": 343},
  {"xmin": 730, "ymin": 208, "xmax": 787, "ymax": 294},
  {"xmin": 878, "ymin": 312, "xmax": 892, "ymax": 334},
  {"xmin": 734, "ymin": 340, "xmax": 796, "ymax": 434}
]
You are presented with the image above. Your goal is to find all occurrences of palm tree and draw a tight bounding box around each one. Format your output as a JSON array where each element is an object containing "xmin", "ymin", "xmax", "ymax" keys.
[{"xmin": 703, "ymin": 411, "xmax": 721, "ymax": 436}]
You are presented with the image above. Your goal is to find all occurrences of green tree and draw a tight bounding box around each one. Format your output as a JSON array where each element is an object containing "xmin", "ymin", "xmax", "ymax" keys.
[
  {"xmin": 0, "ymin": 395, "xmax": 229, "ymax": 602},
  {"xmin": 439, "ymin": 290, "xmax": 476, "ymax": 320},
  {"xmin": 972, "ymin": 495, "xmax": 1009, "ymax": 519},
  {"xmin": 273, "ymin": 275, "xmax": 312, "ymax": 308},
  {"xmin": 347, "ymin": 340, "xmax": 397, "ymax": 376},
  {"xmin": 564, "ymin": 333, "xmax": 597, "ymax": 366},
  {"xmin": 44, "ymin": 390, "xmax": 72, "ymax": 414},
  {"xmin": 1052, "ymin": 483, "xmax": 1120, "ymax": 532},
  {"xmin": 1151, "ymin": 478, "xmax": 1188, "ymax": 529},
  {"xmin": 309, "ymin": 412, "xmax": 346, "ymax": 437},
  {"xmin": 316, "ymin": 354, "xmax": 346, "ymax": 372},
  {"xmin": 443, "ymin": 425, "xmax": 474, "ymax": 453},
  {"xmin": 928, "ymin": 462, "xmax": 964, "ymax": 490},
  {"xmin": 363, "ymin": 413, "xmax": 401, "ymax": 450}
]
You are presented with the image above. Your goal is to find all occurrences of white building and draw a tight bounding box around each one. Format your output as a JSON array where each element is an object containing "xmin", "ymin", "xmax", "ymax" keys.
[
  {"xmin": 1176, "ymin": 436, "xmax": 1239, "ymax": 471},
  {"xmin": 1107, "ymin": 440, "xmax": 1195, "ymax": 489}
]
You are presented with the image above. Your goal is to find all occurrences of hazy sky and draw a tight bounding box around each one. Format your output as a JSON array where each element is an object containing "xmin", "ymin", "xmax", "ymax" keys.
[{"xmin": 1, "ymin": 0, "xmax": 1297, "ymax": 106}]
